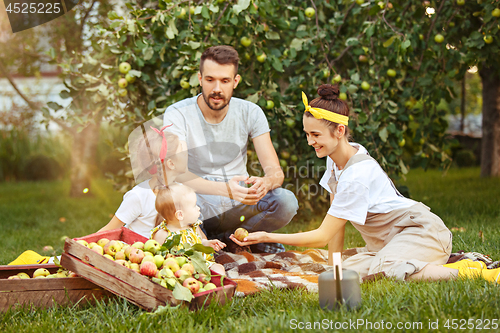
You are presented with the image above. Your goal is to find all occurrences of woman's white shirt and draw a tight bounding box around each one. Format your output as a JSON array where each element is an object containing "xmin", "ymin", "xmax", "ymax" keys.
[
  {"xmin": 114, "ymin": 180, "xmax": 157, "ymax": 238},
  {"xmin": 319, "ymin": 143, "xmax": 416, "ymax": 225}
]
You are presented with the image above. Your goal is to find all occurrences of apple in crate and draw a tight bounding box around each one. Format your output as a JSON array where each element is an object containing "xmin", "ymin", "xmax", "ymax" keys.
[
  {"xmin": 183, "ymin": 277, "xmax": 201, "ymax": 294},
  {"xmin": 91, "ymin": 245, "xmax": 104, "ymax": 255},
  {"xmin": 103, "ymin": 240, "xmax": 122, "ymax": 256},
  {"xmin": 97, "ymin": 238, "xmax": 110, "ymax": 247},
  {"xmin": 115, "ymin": 260, "xmax": 130, "ymax": 269},
  {"xmin": 204, "ymin": 283, "xmax": 217, "ymax": 291},
  {"xmin": 144, "ymin": 239, "xmax": 160, "ymax": 254},
  {"xmin": 129, "ymin": 249, "xmax": 145, "ymax": 264},
  {"xmin": 33, "ymin": 268, "xmax": 50, "ymax": 278},
  {"xmin": 163, "ymin": 258, "xmax": 180, "ymax": 273},
  {"xmin": 129, "ymin": 263, "xmax": 140, "ymax": 273},
  {"xmin": 175, "ymin": 269, "xmax": 191, "ymax": 283},
  {"xmin": 140, "ymin": 261, "xmax": 158, "ymax": 277},
  {"xmin": 175, "ymin": 256, "xmax": 187, "ymax": 267},
  {"xmin": 132, "ymin": 241, "xmax": 144, "ymax": 249},
  {"xmin": 181, "ymin": 263, "xmax": 195, "ymax": 275},
  {"xmin": 154, "ymin": 254, "xmax": 164, "ymax": 269},
  {"xmin": 115, "ymin": 250, "xmax": 126, "ymax": 261}
]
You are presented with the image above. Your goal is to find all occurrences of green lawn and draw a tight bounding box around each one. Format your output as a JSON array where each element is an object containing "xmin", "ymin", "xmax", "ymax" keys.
[{"xmin": 1, "ymin": 167, "xmax": 500, "ymax": 333}]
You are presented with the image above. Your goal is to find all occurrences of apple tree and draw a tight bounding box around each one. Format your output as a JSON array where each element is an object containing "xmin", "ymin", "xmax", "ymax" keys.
[{"xmin": 41, "ymin": 0, "xmax": 500, "ymax": 208}]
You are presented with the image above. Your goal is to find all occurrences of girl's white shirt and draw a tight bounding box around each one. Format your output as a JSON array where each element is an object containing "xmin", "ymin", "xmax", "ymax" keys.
[
  {"xmin": 319, "ymin": 143, "xmax": 416, "ymax": 225},
  {"xmin": 114, "ymin": 179, "xmax": 157, "ymax": 238}
]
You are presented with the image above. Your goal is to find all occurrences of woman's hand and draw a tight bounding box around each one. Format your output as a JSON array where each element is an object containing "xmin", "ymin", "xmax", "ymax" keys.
[
  {"xmin": 202, "ymin": 239, "xmax": 226, "ymax": 252},
  {"xmin": 229, "ymin": 231, "xmax": 269, "ymax": 246}
]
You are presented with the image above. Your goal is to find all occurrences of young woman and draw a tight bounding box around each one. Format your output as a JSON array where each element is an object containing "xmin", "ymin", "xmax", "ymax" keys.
[{"xmin": 231, "ymin": 84, "xmax": 500, "ymax": 283}]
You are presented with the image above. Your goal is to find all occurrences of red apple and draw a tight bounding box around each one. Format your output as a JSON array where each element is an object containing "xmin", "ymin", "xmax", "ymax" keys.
[
  {"xmin": 129, "ymin": 249, "xmax": 145, "ymax": 264},
  {"xmin": 115, "ymin": 250, "xmax": 126, "ymax": 261},
  {"xmin": 103, "ymin": 240, "xmax": 121, "ymax": 256},
  {"xmin": 183, "ymin": 277, "xmax": 200, "ymax": 294},
  {"xmin": 181, "ymin": 263, "xmax": 195, "ymax": 275},
  {"xmin": 140, "ymin": 261, "xmax": 158, "ymax": 277},
  {"xmin": 174, "ymin": 269, "xmax": 190, "ymax": 282}
]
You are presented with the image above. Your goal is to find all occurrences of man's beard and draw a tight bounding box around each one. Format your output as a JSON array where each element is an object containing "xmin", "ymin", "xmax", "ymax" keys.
[{"xmin": 202, "ymin": 91, "xmax": 231, "ymax": 111}]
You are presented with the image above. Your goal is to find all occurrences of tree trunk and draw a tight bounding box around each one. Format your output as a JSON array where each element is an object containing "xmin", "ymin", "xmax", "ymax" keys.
[
  {"xmin": 479, "ymin": 67, "xmax": 500, "ymax": 177},
  {"xmin": 69, "ymin": 121, "xmax": 101, "ymax": 197}
]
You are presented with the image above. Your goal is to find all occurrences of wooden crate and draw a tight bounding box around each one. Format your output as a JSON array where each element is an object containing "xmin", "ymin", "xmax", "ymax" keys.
[
  {"xmin": 0, "ymin": 264, "xmax": 114, "ymax": 312},
  {"xmin": 61, "ymin": 227, "xmax": 236, "ymax": 311}
]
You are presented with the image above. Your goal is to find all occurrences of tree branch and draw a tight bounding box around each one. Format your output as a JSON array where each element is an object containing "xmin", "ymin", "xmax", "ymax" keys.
[
  {"xmin": 0, "ymin": 58, "xmax": 40, "ymax": 110},
  {"xmin": 203, "ymin": 2, "xmax": 229, "ymax": 44}
]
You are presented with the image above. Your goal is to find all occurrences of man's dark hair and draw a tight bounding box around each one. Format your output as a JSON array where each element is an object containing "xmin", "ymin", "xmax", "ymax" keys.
[{"xmin": 200, "ymin": 45, "xmax": 239, "ymax": 75}]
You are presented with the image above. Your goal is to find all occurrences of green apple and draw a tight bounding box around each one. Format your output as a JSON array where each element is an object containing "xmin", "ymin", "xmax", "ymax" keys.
[
  {"xmin": 356, "ymin": 0, "xmax": 364, "ymax": 5},
  {"xmin": 484, "ymin": 35, "xmax": 493, "ymax": 44},
  {"xmin": 154, "ymin": 254, "xmax": 165, "ymax": 269},
  {"xmin": 240, "ymin": 36, "xmax": 252, "ymax": 47},
  {"xmin": 419, "ymin": 34, "xmax": 424, "ymax": 41},
  {"xmin": 176, "ymin": 8, "xmax": 186, "ymax": 19},
  {"xmin": 132, "ymin": 241, "xmax": 144, "ymax": 250},
  {"xmin": 144, "ymin": 239, "xmax": 161, "ymax": 254},
  {"xmin": 280, "ymin": 151, "xmax": 290, "ymax": 159},
  {"xmin": 91, "ymin": 245, "xmax": 104, "ymax": 255},
  {"xmin": 33, "ymin": 268, "xmax": 50, "ymax": 278},
  {"xmin": 103, "ymin": 254, "xmax": 114, "ymax": 260},
  {"xmin": 285, "ymin": 118, "xmax": 295, "ymax": 128},
  {"xmin": 304, "ymin": 7, "xmax": 315, "ymax": 18},
  {"xmin": 159, "ymin": 268, "xmax": 175, "ymax": 278},
  {"xmin": 279, "ymin": 159, "xmax": 288, "ymax": 168},
  {"xmin": 456, "ymin": 0, "xmax": 465, "ymax": 5},
  {"xmin": 434, "ymin": 34, "xmax": 444, "ymax": 43},
  {"xmin": 409, "ymin": 115, "xmax": 414, "ymax": 121},
  {"xmin": 322, "ymin": 69, "xmax": 330, "ymax": 78},
  {"xmin": 163, "ymin": 258, "xmax": 181, "ymax": 273},
  {"xmin": 386, "ymin": 69, "xmax": 397, "ymax": 77},
  {"xmin": 331, "ymin": 74, "xmax": 342, "ymax": 83},
  {"xmin": 291, "ymin": 155, "xmax": 298, "ymax": 163},
  {"xmin": 125, "ymin": 73, "xmax": 136, "ymax": 83},
  {"xmin": 256, "ymin": 53, "xmax": 267, "ymax": 63},
  {"xmin": 17, "ymin": 272, "xmax": 30, "ymax": 279},
  {"xmin": 492, "ymin": 8, "xmax": 500, "ymax": 17},
  {"xmin": 180, "ymin": 78, "xmax": 190, "ymax": 89},
  {"xmin": 181, "ymin": 263, "xmax": 195, "ymax": 275},
  {"xmin": 204, "ymin": 282, "xmax": 217, "ymax": 291},
  {"xmin": 97, "ymin": 238, "xmax": 110, "ymax": 248},
  {"xmin": 76, "ymin": 240, "xmax": 89, "ymax": 248},
  {"xmin": 175, "ymin": 256, "xmax": 188, "ymax": 267},
  {"xmin": 339, "ymin": 92, "xmax": 347, "ymax": 100},
  {"xmin": 266, "ymin": 100, "xmax": 274, "ymax": 109},
  {"xmin": 361, "ymin": 81, "xmax": 371, "ymax": 90},
  {"xmin": 190, "ymin": 6, "xmax": 195, "ymax": 15},
  {"xmin": 398, "ymin": 138, "xmax": 406, "ymax": 147},
  {"xmin": 119, "ymin": 62, "xmax": 131, "ymax": 74}
]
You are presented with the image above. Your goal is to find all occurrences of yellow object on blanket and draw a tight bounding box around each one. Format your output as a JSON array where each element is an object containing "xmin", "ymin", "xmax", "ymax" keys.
[{"xmin": 9, "ymin": 250, "xmax": 50, "ymax": 265}]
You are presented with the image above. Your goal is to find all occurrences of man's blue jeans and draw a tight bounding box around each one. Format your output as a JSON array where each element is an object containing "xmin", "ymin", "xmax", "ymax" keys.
[{"xmin": 196, "ymin": 182, "xmax": 299, "ymax": 241}]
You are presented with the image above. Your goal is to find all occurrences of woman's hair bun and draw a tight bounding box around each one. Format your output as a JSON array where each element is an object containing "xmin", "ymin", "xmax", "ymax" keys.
[{"xmin": 317, "ymin": 84, "xmax": 339, "ymax": 101}]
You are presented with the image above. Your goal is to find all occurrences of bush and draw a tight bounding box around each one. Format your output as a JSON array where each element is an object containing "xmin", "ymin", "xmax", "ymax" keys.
[
  {"xmin": 23, "ymin": 155, "xmax": 61, "ymax": 181},
  {"xmin": 453, "ymin": 149, "xmax": 477, "ymax": 168}
]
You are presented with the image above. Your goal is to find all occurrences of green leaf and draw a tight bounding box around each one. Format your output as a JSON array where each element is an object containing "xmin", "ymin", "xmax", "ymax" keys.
[
  {"xmin": 265, "ymin": 31, "xmax": 280, "ymax": 40},
  {"xmin": 107, "ymin": 11, "xmax": 121, "ymax": 20},
  {"xmin": 47, "ymin": 102, "xmax": 63, "ymax": 111},
  {"xmin": 172, "ymin": 282, "xmax": 194, "ymax": 302},
  {"xmin": 246, "ymin": 92, "xmax": 260, "ymax": 104},
  {"xmin": 233, "ymin": 0, "xmax": 250, "ymax": 15},
  {"xmin": 128, "ymin": 69, "xmax": 142, "ymax": 78},
  {"xmin": 401, "ymin": 40, "xmax": 411, "ymax": 50},
  {"xmin": 383, "ymin": 36, "xmax": 396, "ymax": 48},
  {"xmin": 188, "ymin": 251, "xmax": 211, "ymax": 276},
  {"xmin": 188, "ymin": 41, "xmax": 201, "ymax": 49},
  {"xmin": 148, "ymin": 100, "xmax": 156, "ymax": 111},
  {"xmin": 379, "ymin": 127, "xmax": 388, "ymax": 142},
  {"xmin": 189, "ymin": 73, "xmax": 199, "ymax": 87},
  {"xmin": 166, "ymin": 19, "xmax": 179, "ymax": 39},
  {"xmin": 191, "ymin": 244, "xmax": 215, "ymax": 254},
  {"xmin": 271, "ymin": 57, "xmax": 284, "ymax": 72},
  {"xmin": 143, "ymin": 47, "xmax": 154, "ymax": 61},
  {"xmin": 345, "ymin": 37, "xmax": 359, "ymax": 47},
  {"xmin": 399, "ymin": 159, "xmax": 408, "ymax": 175},
  {"xmin": 209, "ymin": 4, "xmax": 219, "ymax": 13},
  {"xmin": 162, "ymin": 234, "xmax": 182, "ymax": 251},
  {"xmin": 59, "ymin": 91, "xmax": 71, "ymax": 99},
  {"xmin": 201, "ymin": 6, "xmax": 210, "ymax": 19},
  {"xmin": 290, "ymin": 38, "xmax": 304, "ymax": 51}
]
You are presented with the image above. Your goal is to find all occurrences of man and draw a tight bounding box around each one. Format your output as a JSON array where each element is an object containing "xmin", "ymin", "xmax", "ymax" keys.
[{"xmin": 163, "ymin": 45, "xmax": 298, "ymax": 253}]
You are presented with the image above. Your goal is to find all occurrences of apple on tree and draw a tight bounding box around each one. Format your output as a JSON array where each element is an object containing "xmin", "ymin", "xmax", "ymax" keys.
[
  {"xmin": 256, "ymin": 53, "xmax": 267, "ymax": 63},
  {"xmin": 240, "ymin": 36, "xmax": 252, "ymax": 47},
  {"xmin": 434, "ymin": 34, "xmax": 444, "ymax": 43},
  {"xmin": 266, "ymin": 100, "xmax": 274, "ymax": 109},
  {"xmin": 304, "ymin": 7, "xmax": 315, "ymax": 18},
  {"xmin": 118, "ymin": 62, "xmax": 131, "ymax": 74},
  {"xmin": 118, "ymin": 78, "xmax": 128, "ymax": 88}
]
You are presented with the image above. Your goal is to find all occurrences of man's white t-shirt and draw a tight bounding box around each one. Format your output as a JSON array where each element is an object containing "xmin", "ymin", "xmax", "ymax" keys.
[
  {"xmin": 319, "ymin": 143, "xmax": 416, "ymax": 225},
  {"xmin": 114, "ymin": 180, "xmax": 157, "ymax": 238},
  {"xmin": 163, "ymin": 95, "xmax": 270, "ymax": 180}
]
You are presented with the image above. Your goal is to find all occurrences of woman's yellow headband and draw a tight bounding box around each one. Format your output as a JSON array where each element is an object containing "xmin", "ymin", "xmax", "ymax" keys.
[{"xmin": 302, "ymin": 91, "xmax": 349, "ymax": 126}]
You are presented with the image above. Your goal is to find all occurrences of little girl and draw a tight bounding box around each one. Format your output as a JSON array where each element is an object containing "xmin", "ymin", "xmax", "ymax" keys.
[{"xmin": 151, "ymin": 183, "xmax": 226, "ymax": 275}]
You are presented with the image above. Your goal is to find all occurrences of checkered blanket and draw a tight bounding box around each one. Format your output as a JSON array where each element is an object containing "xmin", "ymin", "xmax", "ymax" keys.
[
  {"xmin": 215, "ymin": 248, "xmax": 499, "ymax": 296},
  {"xmin": 215, "ymin": 249, "xmax": 331, "ymax": 296}
]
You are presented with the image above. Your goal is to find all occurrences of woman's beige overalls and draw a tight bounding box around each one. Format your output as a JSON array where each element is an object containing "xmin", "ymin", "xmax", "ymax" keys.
[{"xmin": 328, "ymin": 154, "xmax": 452, "ymax": 280}]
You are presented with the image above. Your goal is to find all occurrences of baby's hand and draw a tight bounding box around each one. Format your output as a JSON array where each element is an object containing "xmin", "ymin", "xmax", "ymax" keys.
[{"xmin": 202, "ymin": 239, "xmax": 226, "ymax": 252}]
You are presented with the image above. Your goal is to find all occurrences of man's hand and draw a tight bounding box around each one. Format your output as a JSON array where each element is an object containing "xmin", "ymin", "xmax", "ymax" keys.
[
  {"xmin": 229, "ymin": 231, "xmax": 268, "ymax": 246},
  {"xmin": 227, "ymin": 175, "xmax": 266, "ymax": 205},
  {"xmin": 201, "ymin": 239, "xmax": 226, "ymax": 252}
]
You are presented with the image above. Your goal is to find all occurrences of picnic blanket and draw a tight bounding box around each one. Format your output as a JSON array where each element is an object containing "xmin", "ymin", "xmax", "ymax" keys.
[{"xmin": 215, "ymin": 248, "xmax": 500, "ymax": 296}]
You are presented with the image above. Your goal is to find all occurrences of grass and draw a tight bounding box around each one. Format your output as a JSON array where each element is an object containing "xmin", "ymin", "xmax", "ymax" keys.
[{"xmin": 1, "ymin": 167, "xmax": 500, "ymax": 332}]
